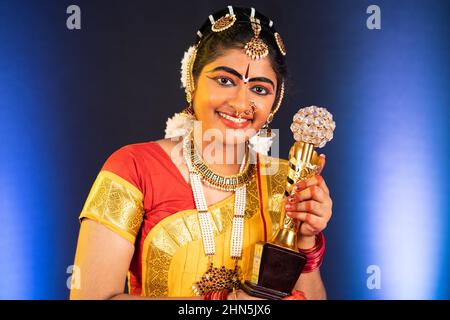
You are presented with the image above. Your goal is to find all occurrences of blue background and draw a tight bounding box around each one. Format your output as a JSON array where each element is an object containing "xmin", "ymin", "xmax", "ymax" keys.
[{"xmin": 0, "ymin": 0, "xmax": 449, "ymax": 299}]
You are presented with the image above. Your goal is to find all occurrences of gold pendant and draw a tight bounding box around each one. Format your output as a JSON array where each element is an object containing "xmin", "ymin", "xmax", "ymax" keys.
[
  {"xmin": 245, "ymin": 37, "xmax": 269, "ymax": 60},
  {"xmin": 244, "ymin": 18, "xmax": 269, "ymax": 60},
  {"xmin": 192, "ymin": 261, "xmax": 242, "ymax": 296}
]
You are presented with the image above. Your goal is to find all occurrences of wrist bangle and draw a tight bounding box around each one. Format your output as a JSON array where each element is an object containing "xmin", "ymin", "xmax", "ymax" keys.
[
  {"xmin": 203, "ymin": 290, "xmax": 213, "ymax": 300},
  {"xmin": 221, "ymin": 289, "xmax": 229, "ymax": 300},
  {"xmin": 299, "ymin": 232, "xmax": 325, "ymax": 273}
]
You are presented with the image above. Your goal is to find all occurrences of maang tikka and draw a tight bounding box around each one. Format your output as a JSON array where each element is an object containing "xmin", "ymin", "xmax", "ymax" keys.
[{"xmin": 244, "ymin": 8, "xmax": 269, "ymax": 60}]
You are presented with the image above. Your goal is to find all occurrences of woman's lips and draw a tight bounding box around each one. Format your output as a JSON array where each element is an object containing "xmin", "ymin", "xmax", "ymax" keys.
[{"xmin": 217, "ymin": 112, "xmax": 251, "ymax": 129}]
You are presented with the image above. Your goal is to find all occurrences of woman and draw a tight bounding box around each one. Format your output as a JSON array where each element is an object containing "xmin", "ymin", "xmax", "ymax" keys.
[{"xmin": 71, "ymin": 6, "xmax": 333, "ymax": 300}]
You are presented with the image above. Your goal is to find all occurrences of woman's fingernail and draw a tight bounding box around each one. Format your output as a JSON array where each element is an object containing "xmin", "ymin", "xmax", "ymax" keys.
[{"xmin": 285, "ymin": 204, "xmax": 293, "ymax": 210}]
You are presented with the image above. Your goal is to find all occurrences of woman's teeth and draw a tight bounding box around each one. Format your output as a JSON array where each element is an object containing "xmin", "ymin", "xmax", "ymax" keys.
[{"xmin": 218, "ymin": 112, "xmax": 248, "ymax": 123}]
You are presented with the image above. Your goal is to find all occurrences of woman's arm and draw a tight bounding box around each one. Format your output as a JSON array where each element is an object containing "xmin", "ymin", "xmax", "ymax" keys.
[
  {"xmin": 70, "ymin": 219, "xmax": 203, "ymax": 300},
  {"xmin": 70, "ymin": 219, "xmax": 133, "ymax": 299},
  {"xmin": 293, "ymin": 236, "xmax": 327, "ymax": 300},
  {"xmin": 71, "ymin": 219, "xmax": 261, "ymax": 300},
  {"xmin": 284, "ymin": 154, "xmax": 331, "ymax": 300}
]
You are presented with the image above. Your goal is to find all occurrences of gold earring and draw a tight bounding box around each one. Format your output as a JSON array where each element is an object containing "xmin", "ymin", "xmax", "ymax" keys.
[{"xmin": 182, "ymin": 104, "xmax": 195, "ymax": 118}]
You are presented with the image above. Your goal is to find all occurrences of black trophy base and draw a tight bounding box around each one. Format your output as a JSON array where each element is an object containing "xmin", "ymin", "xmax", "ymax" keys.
[
  {"xmin": 242, "ymin": 242, "xmax": 306, "ymax": 300},
  {"xmin": 241, "ymin": 280, "xmax": 290, "ymax": 300}
]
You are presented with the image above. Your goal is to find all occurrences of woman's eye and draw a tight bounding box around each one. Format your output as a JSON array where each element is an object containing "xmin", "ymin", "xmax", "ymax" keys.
[
  {"xmin": 216, "ymin": 77, "xmax": 234, "ymax": 86},
  {"xmin": 252, "ymin": 86, "xmax": 268, "ymax": 95}
]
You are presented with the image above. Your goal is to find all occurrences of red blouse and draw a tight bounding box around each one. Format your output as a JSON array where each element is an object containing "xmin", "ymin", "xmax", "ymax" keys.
[{"xmin": 99, "ymin": 141, "xmax": 196, "ymax": 295}]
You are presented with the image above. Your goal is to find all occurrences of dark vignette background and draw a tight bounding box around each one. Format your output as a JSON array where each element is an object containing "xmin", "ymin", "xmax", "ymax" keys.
[{"xmin": 0, "ymin": 0, "xmax": 449, "ymax": 299}]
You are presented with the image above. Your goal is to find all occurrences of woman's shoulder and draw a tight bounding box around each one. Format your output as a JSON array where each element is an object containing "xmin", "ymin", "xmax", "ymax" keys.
[
  {"xmin": 99, "ymin": 140, "xmax": 173, "ymax": 191},
  {"xmin": 102, "ymin": 138, "xmax": 188, "ymax": 191},
  {"xmin": 104, "ymin": 139, "xmax": 178, "ymax": 167}
]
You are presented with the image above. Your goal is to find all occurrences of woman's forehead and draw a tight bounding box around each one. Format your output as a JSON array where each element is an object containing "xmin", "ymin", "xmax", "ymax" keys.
[{"xmin": 204, "ymin": 49, "xmax": 276, "ymax": 79}]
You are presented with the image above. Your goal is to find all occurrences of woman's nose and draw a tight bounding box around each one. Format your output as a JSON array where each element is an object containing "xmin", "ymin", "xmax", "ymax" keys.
[{"xmin": 229, "ymin": 85, "xmax": 249, "ymax": 114}]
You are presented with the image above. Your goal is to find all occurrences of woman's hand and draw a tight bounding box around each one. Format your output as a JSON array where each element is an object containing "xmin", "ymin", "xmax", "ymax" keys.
[{"xmin": 284, "ymin": 154, "xmax": 333, "ymax": 241}]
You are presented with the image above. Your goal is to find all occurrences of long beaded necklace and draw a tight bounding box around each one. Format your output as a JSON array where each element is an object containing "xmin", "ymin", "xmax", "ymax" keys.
[{"xmin": 183, "ymin": 133, "xmax": 250, "ymax": 295}]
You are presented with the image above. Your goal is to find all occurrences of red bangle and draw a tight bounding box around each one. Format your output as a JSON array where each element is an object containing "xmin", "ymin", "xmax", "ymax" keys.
[
  {"xmin": 204, "ymin": 289, "xmax": 230, "ymax": 300},
  {"xmin": 203, "ymin": 290, "xmax": 213, "ymax": 300},
  {"xmin": 282, "ymin": 289, "xmax": 307, "ymax": 300},
  {"xmin": 300, "ymin": 232, "xmax": 326, "ymax": 273},
  {"xmin": 221, "ymin": 289, "xmax": 229, "ymax": 300}
]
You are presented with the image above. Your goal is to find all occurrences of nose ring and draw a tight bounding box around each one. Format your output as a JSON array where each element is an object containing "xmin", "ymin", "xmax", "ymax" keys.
[{"xmin": 235, "ymin": 102, "xmax": 257, "ymax": 119}]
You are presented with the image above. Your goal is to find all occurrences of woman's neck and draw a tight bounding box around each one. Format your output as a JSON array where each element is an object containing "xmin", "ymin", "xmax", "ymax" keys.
[{"xmin": 193, "ymin": 134, "xmax": 247, "ymax": 176}]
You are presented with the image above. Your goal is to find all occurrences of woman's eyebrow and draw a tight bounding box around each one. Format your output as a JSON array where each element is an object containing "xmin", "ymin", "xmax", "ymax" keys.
[
  {"xmin": 207, "ymin": 66, "xmax": 243, "ymax": 79},
  {"xmin": 248, "ymin": 77, "xmax": 274, "ymax": 89},
  {"xmin": 206, "ymin": 66, "xmax": 274, "ymax": 89}
]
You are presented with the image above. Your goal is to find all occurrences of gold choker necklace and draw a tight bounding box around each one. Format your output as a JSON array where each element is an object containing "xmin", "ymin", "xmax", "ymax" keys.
[{"xmin": 185, "ymin": 136, "xmax": 256, "ymax": 192}]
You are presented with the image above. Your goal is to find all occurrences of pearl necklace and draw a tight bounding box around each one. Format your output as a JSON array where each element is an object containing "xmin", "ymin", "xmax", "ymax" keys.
[{"xmin": 183, "ymin": 133, "xmax": 248, "ymax": 295}]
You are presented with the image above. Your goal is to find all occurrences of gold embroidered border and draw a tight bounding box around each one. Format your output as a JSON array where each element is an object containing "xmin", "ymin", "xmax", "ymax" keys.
[
  {"xmin": 79, "ymin": 170, "xmax": 144, "ymax": 244},
  {"xmin": 140, "ymin": 157, "xmax": 287, "ymax": 296},
  {"xmin": 141, "ymin": 176, "xmax": 259, "ymax": 296},
  {"xmin": 261, "ymin": 156, "xmax": 289, "ymax": 236}
]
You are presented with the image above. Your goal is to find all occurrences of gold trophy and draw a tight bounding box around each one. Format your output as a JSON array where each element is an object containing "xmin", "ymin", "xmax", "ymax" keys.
[{"xmin": 242, "ymin": 106, "xmax": 336, "ymax": 299}]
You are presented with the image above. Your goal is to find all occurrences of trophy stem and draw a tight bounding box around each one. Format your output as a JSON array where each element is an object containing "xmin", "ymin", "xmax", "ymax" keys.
[{"xmin": 270, "ymin": 141, "xmax": 315, "ymax": 252}]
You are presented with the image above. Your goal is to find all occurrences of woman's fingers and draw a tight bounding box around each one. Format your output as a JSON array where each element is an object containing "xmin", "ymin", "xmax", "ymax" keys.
[
  {"xmin": 286, "ymin": 211, "xmax": 327, "ymax": 232},
  {"xmin": 286, "ymin": 200, "xmax": 325, "ymax": 217},
  {"xmin": 299, "ymin": 221, "xmax": 320, "ymax": 236},
  {"xmin": 294, "ymin": 174, "xmax": 330, "ymax": 196},
  {"xmin": 288, "ymin": 185, "xmax": 327, "ymax": 204},
  {"xmin": 286, "ymin": 158, "xmax": 332, "ymax": 236}
]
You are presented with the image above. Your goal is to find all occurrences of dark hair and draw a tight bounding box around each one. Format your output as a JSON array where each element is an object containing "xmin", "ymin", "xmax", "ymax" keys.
[{"xmin": 191, "ymin": 7, "xmax": 287, "ymax": 110}]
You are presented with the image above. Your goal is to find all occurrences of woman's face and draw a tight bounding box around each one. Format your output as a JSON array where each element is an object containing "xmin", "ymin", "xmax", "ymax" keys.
[{"xmin": 192, "ymin": 48, "xmax": 278, "ymax": 146}]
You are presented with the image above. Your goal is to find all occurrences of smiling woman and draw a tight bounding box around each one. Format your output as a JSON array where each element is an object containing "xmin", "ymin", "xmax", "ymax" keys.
[{"xmin": 71, "ymin": 6, "xmax": 331, "ymax": 300}]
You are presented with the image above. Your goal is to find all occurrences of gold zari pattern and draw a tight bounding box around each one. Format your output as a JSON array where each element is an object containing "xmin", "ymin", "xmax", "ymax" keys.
[
  {"xmin": 141, "ymin": 156, "xmax": 290, "ymax": 297},
  {"xmin": 79, "ymin": 170, "xmax": 144, "ymax": 244}
]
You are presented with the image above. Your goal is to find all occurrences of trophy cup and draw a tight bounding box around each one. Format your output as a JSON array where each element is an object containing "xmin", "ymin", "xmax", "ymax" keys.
[{"xmin": 242, "ymin": 106, "xmax": 336, "ymax": 299}]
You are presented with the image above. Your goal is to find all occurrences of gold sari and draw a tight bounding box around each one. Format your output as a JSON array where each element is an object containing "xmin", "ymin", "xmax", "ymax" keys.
[{"xmin": 80, "ymin": 143, "xmax": 288, "ymax": 297}]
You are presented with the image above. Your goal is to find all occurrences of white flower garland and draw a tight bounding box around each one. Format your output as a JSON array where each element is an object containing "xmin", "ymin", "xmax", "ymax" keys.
[
  {"xmin": 164, "ymin": 112, "xmax": 194, "ymax": 139},
  {"xmin": 249, "ymin": 133, "xmax": 275, "ymax": 156},
  {"xmin": 165, "ymin": 111, "xmax": 274, "ymax": 155}
]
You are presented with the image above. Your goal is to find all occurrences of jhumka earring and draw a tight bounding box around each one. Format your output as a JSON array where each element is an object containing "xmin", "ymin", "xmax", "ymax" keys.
[{"xmin": 249, "ymin": 81, "xmax": 285, "ymax": 155}]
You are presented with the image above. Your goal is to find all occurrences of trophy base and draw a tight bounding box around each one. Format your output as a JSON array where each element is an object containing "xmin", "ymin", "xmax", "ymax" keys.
[
  {"xmin": 241, "ymin": 281, "xmax": 289, "ymax": 300},
  {"xmin": 242, "ymin": 242, "xmax": 307, "ymax": 299}
]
